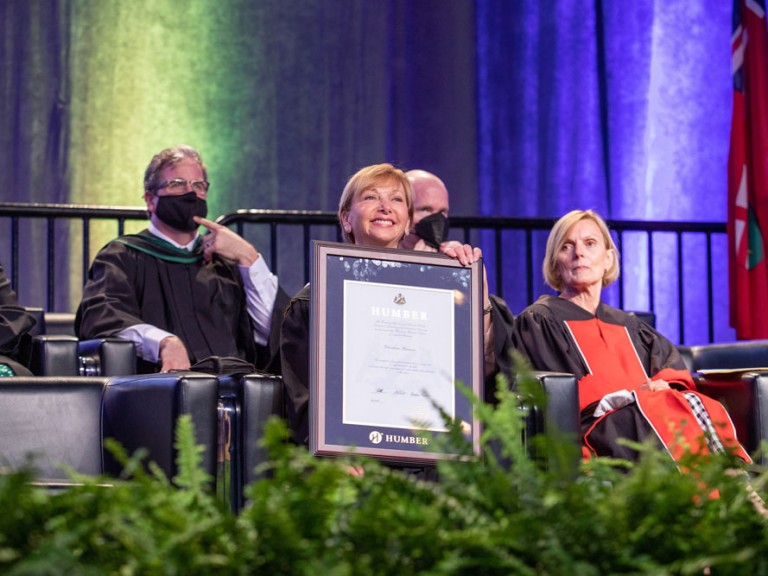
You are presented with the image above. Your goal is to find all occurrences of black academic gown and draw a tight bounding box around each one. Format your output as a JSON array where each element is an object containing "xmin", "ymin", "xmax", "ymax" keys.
[
  {"xmin": 0, "ymin": 261, "xmax": 35, "ymax": 375},
  {"xmin": 279, "ymin": 283, "xmax": 311, "ymax": 444},
  {"xmin": 510, "ymin": 295, "xmax": 750, "ymax": 463},
  {"xmin": 511, "ymin": 295, "xmax": 685, "ymax": 383},
  {"xmin": 486, "ymin": 293, "xmax": 516, "ymax": 402},
  {"xmin": 76, "ymin": 230, "xmax": 289, "ymax": 374}
]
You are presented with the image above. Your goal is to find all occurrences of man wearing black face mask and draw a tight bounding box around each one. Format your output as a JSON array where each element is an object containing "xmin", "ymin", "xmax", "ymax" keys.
[
  {"xmin": 399, "ymin": 170, "xmax": 450, "ymax": 252},
  {"xmin": 76, "ymin": 145, "xmax": 289, "ymax": 374},
  {"xmin": 400, "ymin": 169, "xmax": 516, "ymax": 401}
]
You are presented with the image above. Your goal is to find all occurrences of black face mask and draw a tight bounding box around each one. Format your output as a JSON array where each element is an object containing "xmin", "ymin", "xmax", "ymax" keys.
[
  {"xmin": 154, "ymin": 192, "xmax": 208, "ymax": 232},
  {"xmin": 414, "ymin": 212, "xmax": 450, "ymax": 249}
]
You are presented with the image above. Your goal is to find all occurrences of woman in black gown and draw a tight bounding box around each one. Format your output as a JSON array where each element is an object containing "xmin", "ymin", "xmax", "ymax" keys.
[
  {"xmin": 280, "ymin": 163, "xmax": 493, "ymax": 445},
  {"xmin": 511, "ymin": 209, "xmax": 748, "ymax": 463}
]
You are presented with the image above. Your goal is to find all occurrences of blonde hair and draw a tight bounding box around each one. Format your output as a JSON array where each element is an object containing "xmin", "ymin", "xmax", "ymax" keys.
[
  {"xmin": 543, "ymin": 209, "xmax": 620, "ymax": 291},
  {"xmin": 337, "ymin": 164, "xmax": 413, "ymax": 244}
]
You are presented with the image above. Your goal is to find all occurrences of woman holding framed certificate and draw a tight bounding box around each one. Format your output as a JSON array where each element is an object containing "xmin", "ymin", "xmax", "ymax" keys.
[{"xmin": 280, "ymin": 163, "xmax": 494, "ymax": 449}]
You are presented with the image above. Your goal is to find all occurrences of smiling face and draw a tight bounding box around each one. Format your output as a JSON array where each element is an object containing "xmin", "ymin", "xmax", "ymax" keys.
[
  {"xmin": 555, "ymin": 218, "xmax": 615, "ymax": 295},
  {"xmin": 340, "ymin": 179, "xmax": 411, "ymax": 248}
]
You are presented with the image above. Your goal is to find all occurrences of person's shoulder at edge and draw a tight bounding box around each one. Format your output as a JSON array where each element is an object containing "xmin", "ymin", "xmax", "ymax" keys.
[
  {"xmin": 518, "ymin": 294, "xmax": 569, "ymax": 319},
  {"xmin": 90, "ymin": 229, "xmax": 153, "ymax": 258},
  {"xmin": 291, "ymin": 283, "xmax": 311, "ymax": 301},
  {"xmin": 511, "ymin": 296, "xmax": 549, "ymax": 329},
  {"xmin": 595, "ymin": 300, "xmax": 640, "ymax": 326},
  {"xmin": 489, "ymin": 293, "xmax": 514, "ymax": 322},
  {"xmin": 283, "ymin": 283, "xmax": 311, "ymax": 316}
]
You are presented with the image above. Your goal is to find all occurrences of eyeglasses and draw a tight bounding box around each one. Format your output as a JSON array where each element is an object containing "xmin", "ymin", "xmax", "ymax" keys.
[{"xmin": 155, "ymin": 178, "xmax": 210, "ymax": 196}]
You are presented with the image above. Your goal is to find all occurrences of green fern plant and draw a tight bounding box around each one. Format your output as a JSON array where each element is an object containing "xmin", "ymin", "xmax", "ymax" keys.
[{"xmin": 1, "ymin": 378, "xmax": 768, "ymax": 574}]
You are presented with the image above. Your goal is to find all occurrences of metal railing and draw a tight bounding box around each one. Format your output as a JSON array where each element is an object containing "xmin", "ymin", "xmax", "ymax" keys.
[
  {"xmin": 0, "ymin": 202, "xmax": 728, "ymax": 344},
  {"xmin": 0, "ymin": 202, "xmax": 147, "ymax": 310}
]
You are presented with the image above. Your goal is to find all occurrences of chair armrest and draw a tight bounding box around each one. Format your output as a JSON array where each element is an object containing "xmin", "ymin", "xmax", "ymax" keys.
[
  {"xmin": 29, "ymin": 335, "xmax": 79, "ymax": 376},
  {"xmin": 28, "ymin": 336, "xmax": 137, "ymax": 377},
  {"xmin": 102, "ymin": 372, "xmax": 219, "ymax": 485},
  {"xmin": 44, "ymin": 312, "xmax": 76, "ymax": 336},
  {"xmin": 677, "ymin": 345, "xmax": 694, "ymax": 371},
  {"xmin": 514, "ymin": 371, "xmax": 580, "ymax": 438},
  {"xmin": 217, "ymin": 373, "xmax": 285, "ymax": 511},
  {"xmin": 0, "ymin": 377, "xmax": 108, "ymax": 481},
  {"xmin": 512, "ymin": 371, "xmax": 580, "ymax": 472},
  {"xmin": 78, "ymin": 338, "xmax": 137, "ymax": 376},
  {"xmin": 679, "ymin": 340, "xmax": 768, "ymax": 372},
  {"xmin": 239, "ymin": 374, "xmax": 284, "ymax": 485}
]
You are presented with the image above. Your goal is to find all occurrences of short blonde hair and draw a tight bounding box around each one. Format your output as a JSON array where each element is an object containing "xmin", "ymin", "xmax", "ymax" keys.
[
  {"xmin": 543, "ymin": 209, "xmax": 620, "ymax": 291},
  {"xmin": 337, "ymin": 164, "xmax": 413, "ymax": 244}
]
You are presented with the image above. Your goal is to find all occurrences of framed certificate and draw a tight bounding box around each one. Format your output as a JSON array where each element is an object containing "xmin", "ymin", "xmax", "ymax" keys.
[{"xmin": 309, "ymin": 240, "xmax": 484, "ymax": 464}]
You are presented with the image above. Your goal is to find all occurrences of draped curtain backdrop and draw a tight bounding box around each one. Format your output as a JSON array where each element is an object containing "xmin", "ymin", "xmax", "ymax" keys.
[{"xmin": 1, "ymin": 0, "xmax": 734, "ymax": 343}]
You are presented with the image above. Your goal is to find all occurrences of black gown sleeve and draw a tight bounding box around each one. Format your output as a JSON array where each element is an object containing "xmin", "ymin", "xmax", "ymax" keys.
[
  {"xmin": 0, "ymin": 260, "xmax": 18, "ymax": 306},
  {"xmin": 253, "ymin": 285, "xmax": 292, "ymax": 375},
  {"xmin": 510, "ymin": 303, "xmax": 589, "ymax": 380},
  {"xmin": 631, "ymin": 317, "xmax": 688, "ymax": 375},
  {"xmin": 0, "ymin": 260, "xmax": 35, "ymax": 375},
  {"xmin": 76, "ymin": 242, "xmax": 147, "ymax": 338},
  {"xmin": 486, "ymin": 293, "xmax": 515, "ymax": 401},
  {"xmin": 279, "ymin": 284, "xmax": 311, "ymax": 444}
]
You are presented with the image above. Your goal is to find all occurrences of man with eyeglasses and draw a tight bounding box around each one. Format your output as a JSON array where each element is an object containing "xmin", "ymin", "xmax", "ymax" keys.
[{"xmin": 76, "ymin": 144, "xmax": 289, "ymax": 374}]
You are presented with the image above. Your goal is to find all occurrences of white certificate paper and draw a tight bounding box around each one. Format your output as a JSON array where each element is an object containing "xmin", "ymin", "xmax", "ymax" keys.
[{"xmin": 342, "ymin": 280, "xmax": 455, "ymax": 431}]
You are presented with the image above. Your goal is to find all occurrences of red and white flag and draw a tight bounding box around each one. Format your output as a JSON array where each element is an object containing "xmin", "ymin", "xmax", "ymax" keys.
[{"xmin": 728, "ymin": 0, "xmax": 768, "ymax": 339}]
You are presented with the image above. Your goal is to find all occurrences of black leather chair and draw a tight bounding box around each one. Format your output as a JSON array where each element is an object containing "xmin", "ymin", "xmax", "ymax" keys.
[
  {"xmin": 511, "ymin": 371, "xmax": 581, "ymax": 471},
  {"xmin": 28, "ymin": 335, "xmax": 136, "ymax": 377},
  {"xmin": 0, "ymin": 377, "xmax": 107, "ymax": 485},
  {"xmin": 74, "ymin": 344, "xmax": 286, "ymax": 509},
  {"xmin": 0, "ymin": 373, "xmax": 220, "ymax": 488},
  {"xmin": 4, "ymin": 306, "xmax": 283, "ymax": 508},
  {"xmin": 31, "ymin": 331, "xmax": 286, "ymax": 510},
  {"xmin": 42, "ymin": 312, "xmax": 76, "ymax": 336},
  {"xmin": 522, "ymin": 372, "xmax": 580, "ymax": 440},
  {"xmin": 78, "ymin": 338, "xmax": 137, "ymax": 376},
  {"xmin": 22, "ymin": 307, "xmax": 136, "ymax": 377},
  {"xmin": 71, "ymin": 337, "xmax": 287, "ymax": 510},
  {"xmin": 102, "ymin": 372, "xmax": 219, "ymax": 483},
  {"xmin": 678, "ymin": 340, "xmax": 768, "ymax": 372},
  {"xmin": 216, "ymin": 373, "xmax": 285, "ymax": 511},
  {"xmin": 516, "ymin": 341, "xmax": 768, "ymax": 467},
  {"xmin": 677, "ymin": 340, "xmax": 768, "ymax": 462},
  {"xmin": 28, "ymin": 335, "xmax": 80, "ymax": 375}
]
